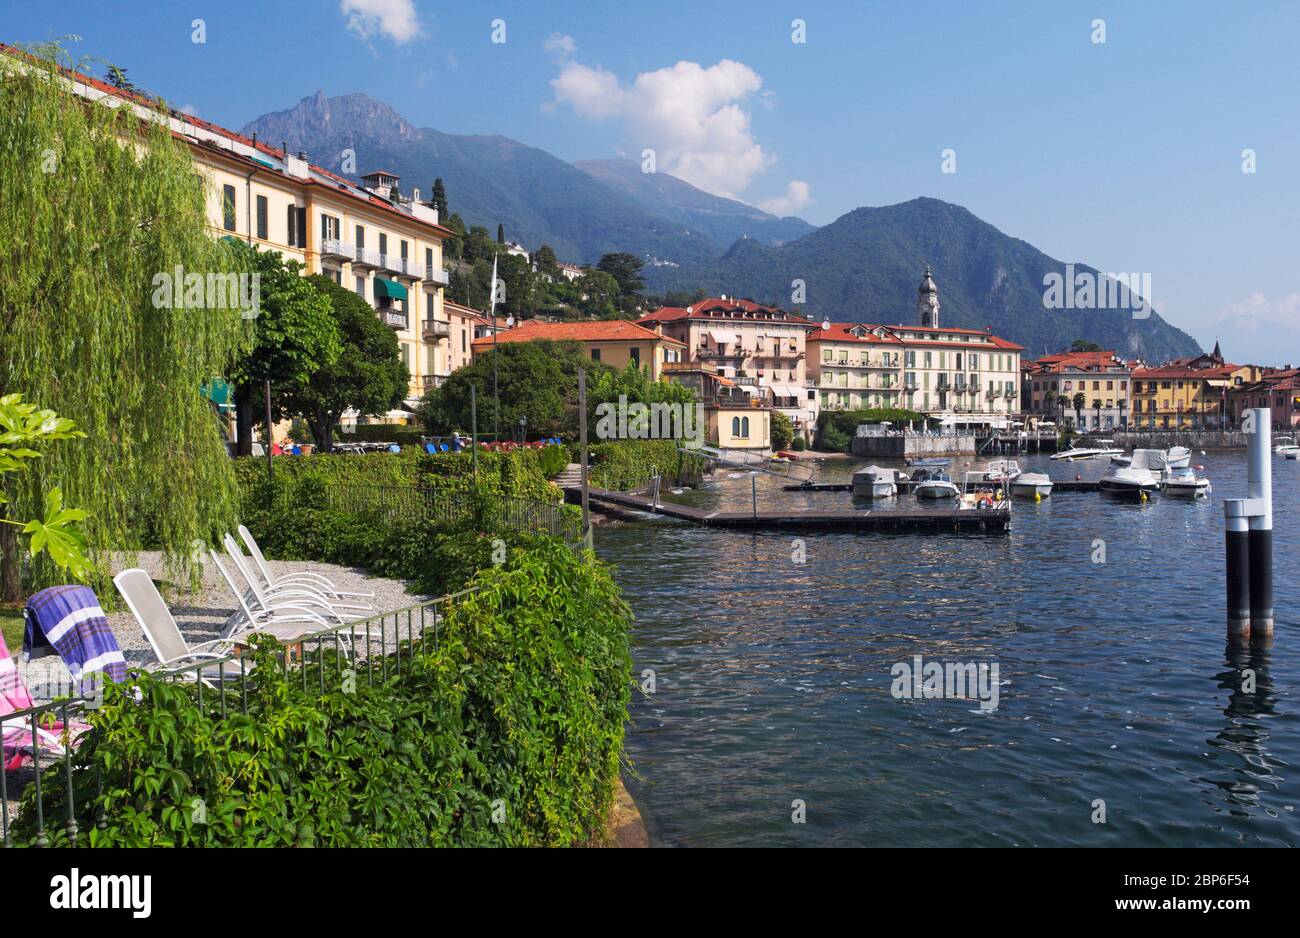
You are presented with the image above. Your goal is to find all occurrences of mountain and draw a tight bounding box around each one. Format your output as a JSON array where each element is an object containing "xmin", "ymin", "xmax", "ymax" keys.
[
  {"xmin": 642, "ymin": 197, "xmax": 1201, "ymax": 362},
  {"xmin": 574, "ymin": 158, "xmax": 815, "ymax": 248},
  {"xmin": 240, "ymin": 92, "xmax": 720, "ymax": 266}
]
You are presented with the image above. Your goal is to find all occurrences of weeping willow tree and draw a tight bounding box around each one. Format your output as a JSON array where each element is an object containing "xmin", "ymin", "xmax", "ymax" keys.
[{"xmin": 0, "ymin": 42, "xmax": 250, "ymax": 599}]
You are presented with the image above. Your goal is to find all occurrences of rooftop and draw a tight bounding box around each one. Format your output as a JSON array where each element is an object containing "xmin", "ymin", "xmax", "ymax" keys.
[{"xmin": 471, "ymin": 318, "xmax": 687, "ymax": 350}]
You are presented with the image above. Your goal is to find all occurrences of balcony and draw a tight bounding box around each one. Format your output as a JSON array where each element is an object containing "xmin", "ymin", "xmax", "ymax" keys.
[
  {"xmin": 697, "ymin": 348, "xmax": 746, "ymax": 361},
  {"xmin": 422, "ymin": 267, "xmax": 451, "ymax": 291},
  {"xmin": 422, "ymin": 318, "xmax": 450, "ymax": 343},
  {"xmin": 392, "ymin": 257, "xmax": 425, "ymax": 282},
  {"xmin": 321, "ymin": 238, "xmax": 354, "ymax": 261},
  {"xmin": 352, "ymin": 247, "xmax": 382, "ymax": 272},
  {"xmin": 381, "ymin": 309, "xmax": 408, "ymax": 330},
  {"xmin": 422, "ymin": 375, "xmax": 443, "ymax": 391}
]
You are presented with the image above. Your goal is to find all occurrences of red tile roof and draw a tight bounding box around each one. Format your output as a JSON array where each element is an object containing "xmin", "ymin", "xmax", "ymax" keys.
[
  {"xmin": 640, "ymin": 297, "xmax": 814, "ymax": 326},
  {"xmin": 806, "ymin": 321, "xmax": 1024, "ymax": 351},
  {"xmin": 471, "ymin": 319, "xmax": 686, "ymax": 350}
]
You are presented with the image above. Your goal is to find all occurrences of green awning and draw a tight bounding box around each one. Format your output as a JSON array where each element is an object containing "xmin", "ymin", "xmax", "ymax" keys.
[{"xmin": 374, "ymin": 277, "xmax": 408, "ymax": 301}]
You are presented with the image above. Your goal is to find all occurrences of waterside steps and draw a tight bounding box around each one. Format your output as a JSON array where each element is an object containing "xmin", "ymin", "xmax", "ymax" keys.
[{"xmin": 564, "ymin": 486, "xmax": 1010, "ymax": 532}]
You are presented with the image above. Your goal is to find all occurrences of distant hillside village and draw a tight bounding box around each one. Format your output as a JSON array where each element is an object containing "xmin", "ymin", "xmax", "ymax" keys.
[{"xmin": 51, "ymin": 54, "xmax": 1300, "ymax": 455}]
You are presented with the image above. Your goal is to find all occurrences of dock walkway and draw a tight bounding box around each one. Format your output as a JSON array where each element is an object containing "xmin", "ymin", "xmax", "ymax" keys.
[
  {"xmin": 783, "ymin": 480, "xmax": 1101, "ymax": 493},
  {"xmin": 564, "ymin": 486, "xmax": 1010, "ymax": 532}
]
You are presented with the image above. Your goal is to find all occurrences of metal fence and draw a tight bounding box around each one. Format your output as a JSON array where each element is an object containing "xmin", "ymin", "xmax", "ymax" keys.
[{"xmin": 1, "ymin": 588, "xmax": 484, "ymax": 847}]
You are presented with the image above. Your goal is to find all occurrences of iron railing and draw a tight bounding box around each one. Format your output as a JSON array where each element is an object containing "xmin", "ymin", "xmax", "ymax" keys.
[{"xmin": 1, "ymin": 588, "xmax": 485, "ymax": 847}]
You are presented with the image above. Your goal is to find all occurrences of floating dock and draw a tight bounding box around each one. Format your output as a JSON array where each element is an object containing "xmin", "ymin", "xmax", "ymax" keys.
[
  {"xmin": 566, "ymin": 487, "xmax": 1010, "ymax": 532},
  {"xmin": 782, "ymin": 480, "xmax": 1101, "ymax": 493}
]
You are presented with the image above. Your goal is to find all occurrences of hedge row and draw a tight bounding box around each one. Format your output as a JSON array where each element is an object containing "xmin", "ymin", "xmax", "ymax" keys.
[
  {"xmin": 13, "ymin": 539, "xmax": 633, "ymax": 846},
  {"xmin": 586, "ymin": 439, "xmax": 709, "ymax": 491}
]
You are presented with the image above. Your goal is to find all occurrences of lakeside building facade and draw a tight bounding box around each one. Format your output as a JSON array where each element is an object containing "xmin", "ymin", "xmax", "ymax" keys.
[
  {"xmin": 1022, "ymin": 349, "xmax": 1134, "ymax": 430},
  {"xmin": 661, "ymin": 361, "xmax": 774, "ymax": 453},
  {"xmin": 1130, "ymin": 344, "xmax": 1263, "ymax": 429},
  {"xmin": 638, "ymin": 297, "xmax": 818, "ymax": 439},
  {"xmin": 46, "ymin": 55, "xmax": 456, "ymax": 419},
  {"xmin": 805, "ymin": 269, "xmax": 1024, "ymax": 428},
  {"xmin": 470, "ymin": 319, "xmax": 686, "ymax": 380},
  {"xmin": 1226, "ymin": 368, "xmax": 1300, "ymax": 431}
]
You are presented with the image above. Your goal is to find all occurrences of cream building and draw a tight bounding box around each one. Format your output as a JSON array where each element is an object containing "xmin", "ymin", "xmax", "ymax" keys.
[
  {"xmin": 806, "ymin": 269, "xmax": 1024, "ymax": 426},
  {"xmin": 63, "ymin": 65, "xmax": 454, "ymax": 416}
]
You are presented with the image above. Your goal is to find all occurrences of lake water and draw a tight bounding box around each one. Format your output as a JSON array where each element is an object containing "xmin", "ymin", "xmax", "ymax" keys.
[{"xmin": 597, "ymin": 450, "xmax": 1299, "ymax": 847}]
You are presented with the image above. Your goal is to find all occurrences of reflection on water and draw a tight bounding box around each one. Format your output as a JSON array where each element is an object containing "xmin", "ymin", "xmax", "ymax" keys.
[{"xmin": 600, "ymin": 452, "xmax": 1299, "ymax": 847}]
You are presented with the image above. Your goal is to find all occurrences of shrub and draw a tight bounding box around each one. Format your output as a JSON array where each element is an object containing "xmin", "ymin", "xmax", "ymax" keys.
[
  {"xmin": 587, "ymin": 439, "xmax": 707, "ymax": 490},
  {"xmin": 535, "ymin": 443, "xmax": 571, "ymax": 479},
  {"xmin": 11, "ymin": 541, "xmax": 632, "ymax": 846},
  {"xmin": 791, "ymin": 437, "xmax": 807, "ymax": 451}
]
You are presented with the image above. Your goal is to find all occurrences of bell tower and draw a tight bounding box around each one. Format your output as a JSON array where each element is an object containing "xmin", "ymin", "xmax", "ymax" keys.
[{"xmin": 918, "ymin": 265, "xmax": 940, "ymax": 328}]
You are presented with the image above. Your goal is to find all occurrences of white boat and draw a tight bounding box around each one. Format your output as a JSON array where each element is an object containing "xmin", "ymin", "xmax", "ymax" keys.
[
  {"xmin": 980, "ymin": 458, "xmax": 1021, "ymax": 482},
  {"xmin": 1009, "ymin": 472, "xmax": 1053, "ymax": 498},
  {"xmin": 1113, "ymin": 445, "xmax": 1189, "ymax": 469},
  {"xmin": 851, "ymin": 465, "xmax": 904, "ymax": 498},
  {"xmin": 1161, "ymin": 465, "xmax": 1211, "ymax": 498},
  {"xmin": 1051, "ymin": 438, "xmax": 1125, "ymax": 461},
  {"xmin": 1099, "ymin": 448, "xmax": 1163, "ymax": 495},
  {"xmin": 959, "ymin": 472, "xmax": 1008, "ymax": 510},
  {"xmin": 912, "ymin": 468, "xmax": 960, "ymax": 499},
  {"xmin": 1275, "ymin": 436, "xmax": 1300, "ymax": 457}
]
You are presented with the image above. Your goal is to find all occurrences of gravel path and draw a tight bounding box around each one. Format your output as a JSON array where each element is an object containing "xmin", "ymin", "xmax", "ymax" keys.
[{"xmin": 15, "ymin": 551, "xmax": 427, "ymax": 702}]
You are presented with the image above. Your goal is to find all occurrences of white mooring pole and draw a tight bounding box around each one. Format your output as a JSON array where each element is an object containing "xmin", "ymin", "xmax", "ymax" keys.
[{"xmin": 1224, "ymin": 407, "xmax": 1273, "ymax": 642}]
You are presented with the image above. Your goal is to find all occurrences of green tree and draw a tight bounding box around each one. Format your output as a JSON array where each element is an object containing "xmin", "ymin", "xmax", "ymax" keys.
[
  {"xmin": 576, "ymin": 270, "xmax": 621, "ymax": 319},
  {"xmin": 586, "ymin": 362, "xmax": 695, "ymax": 431},
  {"xmin": 771, "ymin": 410, "xmax": 794, "ymax": 450},
  {"xmin": 1070, "ymin": 339, "xmax": 1103, "ymax": 352},
  {"xmin": 280, "ymin": 276, "xmax": 408, "ymax": 452},
  {"xmin": 1071, "ymin": 391, "xmax": 1086, "ymax": 429},
  {"xmin": 417, "ymin": 341, "xmax": 602, "ymax": 439},
  {"xmin": 431, "ymin": 177, "xmax": 448, "ymax": 217},
  {"xmin": 596, "ymin": 252, "xmax": 645, "ymax": 296},
  {"xmin": 0, "ymin": 42, "xmax": 250, "ymax": 597},
  {"xmin": 442, "ymin": 212, "xmax": 466, "ymax": 264},
  {"xmin": 533, "ymin": 244, "xmax": 560, "ymax": 279},
  {"xmin": 462, "ymin": 225, "xmax": 495, "ymax": 266},
  {"xmin": 497, "ymin": 223, "xmax": 505, "ymax": 245},
  {"xmin": 226, "ymin": 244, "xmax": 341, "ymax": 455}
]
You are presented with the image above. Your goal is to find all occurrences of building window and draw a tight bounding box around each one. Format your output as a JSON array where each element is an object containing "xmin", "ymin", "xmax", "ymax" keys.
[
  {"xmin": 741, "ymin": 416, "xmax": 750, "ymax": 438},
  {"xmin": 732, "ymin": 416, "xmax": 741, "ymax": 436},
  {"xmin": 321, "ymin": 213, "xmax": 339, "ymax": 243},
  {"xmin": 355, "ymin": 276, "xmax": 366, "ymax": 299},
  {"xmin": 400, "ymin": 239, "xmax": 408, "ymax": 261},
  {"xmin": 255, "ymin": 195, "xmax": 268, "ymax": 240},
  {"xmin": 356, "ymin": 225, "xmax": 365, "ymax": 249},
  {"xmin": 426, "ymin": 247, "xmax": 434, "ymax": 272},
  {"xmin": 629, "ymin": 347, "xmax": 641, "ymax": 368},
  {"xmin": 286, "ymin": 205, "xmax": 306, "ymax": 248},
  {"xmin": 222, "ymin": 185, "xmax": 236, "ymax": 231},
  {"xmin": 379, "ymin": 233, "xmax": 388, "ymax": 257},
  {"xmin": 591, "ymin": 348, "xmax": 602, "ymax": 362}
]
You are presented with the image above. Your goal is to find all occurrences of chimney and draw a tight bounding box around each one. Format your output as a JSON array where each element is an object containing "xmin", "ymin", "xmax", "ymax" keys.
[
  {"xmin": 251, "ymin": 131, "xmax": 258, "ymax": 145},
  {"xmin": 281, "ymin": 140, "xmax": 288, "ymax": 157}
]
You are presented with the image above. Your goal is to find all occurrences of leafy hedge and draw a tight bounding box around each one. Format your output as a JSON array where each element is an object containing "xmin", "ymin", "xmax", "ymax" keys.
[
  {"xmin": 814, "ymin": 407, "xmax": 928, "ymax": 452},
  {"xmin": 586, "ymin": 439, "xmax": 708, "ymax": 491},
  {"xmin": 339, "ymin": 424, "xmax": 426, "ymax": 445},
  {"xmin": 12, "ymin": 540, "xmax": 633, "ymax": 846},
  {"xmin": 233, "ymin": 447, "xmax": 560, "ymax": 501}
]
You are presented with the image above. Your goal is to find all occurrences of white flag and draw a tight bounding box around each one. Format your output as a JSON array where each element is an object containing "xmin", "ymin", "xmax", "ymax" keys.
[{"xmin": 490, "ymin": 255, "xmax": 505, "ymax": 308}]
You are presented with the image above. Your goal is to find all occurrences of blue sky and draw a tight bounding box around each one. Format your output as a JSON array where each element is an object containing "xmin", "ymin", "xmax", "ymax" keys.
[{"xmin": 4, "ymin": 0, "xmax": 1298, "ymax": 362}]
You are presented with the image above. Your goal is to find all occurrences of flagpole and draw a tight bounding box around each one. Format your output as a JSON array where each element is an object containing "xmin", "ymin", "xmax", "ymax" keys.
[{"xmin": 490, "ymin": 254, "xmax": 499, "ymax": 444}]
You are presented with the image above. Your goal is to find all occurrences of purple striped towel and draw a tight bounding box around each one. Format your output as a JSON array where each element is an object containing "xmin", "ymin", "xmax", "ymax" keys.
[{"xmin": 24, "ymin": 586, "xmax": 127, "ymax": 686}]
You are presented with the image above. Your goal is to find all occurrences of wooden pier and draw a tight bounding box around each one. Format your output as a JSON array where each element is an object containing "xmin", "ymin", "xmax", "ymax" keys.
[
  {"xmin": 782, "ymin": 480, "xmax": 1101, "ymax": 493},
  {"xmin": 565, "ymin": 487, "xmax": 1011, "ymax": 532}
]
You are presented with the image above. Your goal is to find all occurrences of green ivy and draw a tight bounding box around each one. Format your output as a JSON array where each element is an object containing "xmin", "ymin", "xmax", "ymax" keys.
[{"xmin": 10, "ymin": 540, "xmax": 632, "ymax": 847}]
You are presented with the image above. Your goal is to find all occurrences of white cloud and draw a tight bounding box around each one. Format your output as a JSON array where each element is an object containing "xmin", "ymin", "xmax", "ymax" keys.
[
  {"xmin": 759, "ymin": 180, "xmax": 812, "ymax": 217},
  {"xmin": 1205, "ymin": 292, "xmax": 1300, "ymax": 367},
  {"xmin": 340, "ymin": 0, "xmax": 422, "ymax": 45},
  {"xmin": 544, "ymin": 33, "xmax": 576, "ymax": 62},
  {"xmin": 179, "ymin": 103, "xmax": 199, "ymax": 117},
  {"xmin": 549, "ymin": 57, "xmax": 772, "ymax": 199}
]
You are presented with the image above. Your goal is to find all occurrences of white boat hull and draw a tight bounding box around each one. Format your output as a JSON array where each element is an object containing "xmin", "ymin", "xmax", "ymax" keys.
[
  {"xmin": 1162, "ymin": 480, "xmax": 1211, "ymax": 498},
  {"xmin": 915, "ymin": 482, "xmax": 960, "ymax": 499},
  {"xmin": 1010, "ymin": 476, "xmax": 1053, "ymax": 498},
  {"xmin": 852, "ymin": 479, "xmax": 897, "ymax": 498}
]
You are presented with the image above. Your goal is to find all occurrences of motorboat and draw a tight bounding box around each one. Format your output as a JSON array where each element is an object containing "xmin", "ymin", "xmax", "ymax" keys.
[
  {"xmin": 959, "ymin": 472, "xmax": 1007, "ymax": 510},
  {"xmin": 1161, "ymin": 465, "xmax": 1211, "ymax": 498},
  {"xmin": 851, "ymin": 465, "xmax": 905, "ymax": 498},
  {"xmin": 906, "ymin": 456, "xmax": 951, "ymax": 468},
  {"xmin": 912, "ymin": 467, "xmax": 961, "ymax": 499},
  {"xmin": 1112, "ymin": 445, "xmax": 1189, "ymax": 469},
  {"xmin": 1098, "ymin": 449, "xmax": 1163, "ymax": 496},
  {"xmin": 1052, "ymin": 438, "xmax": 1125, "ymax": 461},
  {"xmin": 1009, "ymin": 472, "xmax": 1053, "ymax": 498},
  {"xmin": 980, "ymin": 459, "xmax": 1021, "ymax": 482},
  {"xmin": 1275, "ymin": 436, "xmax": 1300, "ymax": 458}
]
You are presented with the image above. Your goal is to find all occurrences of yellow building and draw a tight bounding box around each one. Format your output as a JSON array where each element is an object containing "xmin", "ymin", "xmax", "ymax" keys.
[
  {"xmin": 66, "ymin": 67, "xmax": 455, "ymax": 415},
  {"xmin": 1132, "ymin": 345, "xmax": 1263, "ymax": 429},
  {"xmin": 707, "ymin": 405, "xmax": 772, "ymax": 452},
  {"xmin": 470, "ymin": 319, "xmax": 685, "ymax": 379}
]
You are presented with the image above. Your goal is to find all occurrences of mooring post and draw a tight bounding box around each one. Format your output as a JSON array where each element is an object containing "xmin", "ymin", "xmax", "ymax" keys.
[
  {"xmin": 1224, "ymin": 407, "xmax": 1274, "ymax": 642},
  {"xmin": 1224, "ymin": 499, "xmax": 1250, "ymax": 639},
  {"xmin": 751, "ymin": 473, "xmax": 758, "ymax": 519},
  {"xmin": 1247, "ymin": 407, "xmax": 1274, "ymax": 640}
]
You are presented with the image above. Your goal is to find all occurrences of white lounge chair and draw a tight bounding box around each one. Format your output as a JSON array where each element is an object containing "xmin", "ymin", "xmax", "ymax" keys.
[
  {"xmin": 113, "ymin": 568, "xmax": 280, "ymax": 683},
  {"xmin": 207, "ymin": 550, "xmax": 347, "ymax": 642},
  {"xmin": 221, "ymin": 535, "xmax": 373, "ymax": 621},
  {"xmin": 237, "ymin": 525, "xmax": 375, "ymax": 606}
]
